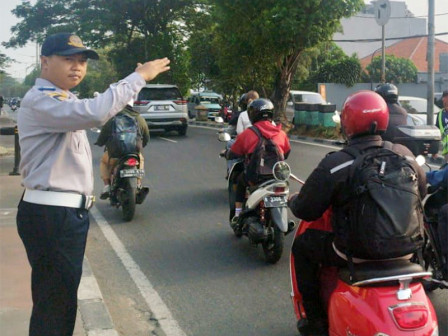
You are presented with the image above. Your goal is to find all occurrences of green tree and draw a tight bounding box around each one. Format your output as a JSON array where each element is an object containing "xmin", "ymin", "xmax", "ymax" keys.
[
  {"xmin": 5, "ymin": 0, "xmax": 194, "ymax": 93},
  {"xmin": 211, "ymin": 0, "xmax": 364, "ymax": 121},
  {"xmin": 364, "ymin": 55, "xmax": 418, "ymax": 83}
]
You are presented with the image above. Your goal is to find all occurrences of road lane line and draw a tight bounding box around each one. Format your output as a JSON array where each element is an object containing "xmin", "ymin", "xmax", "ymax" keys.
[
  {"xmin": 90, "ymin": 207, "xmax": 187, "ymax": 336},
  {"xmin": 159, "ymin": 137, "xmax": 178, "ymax": 143}
]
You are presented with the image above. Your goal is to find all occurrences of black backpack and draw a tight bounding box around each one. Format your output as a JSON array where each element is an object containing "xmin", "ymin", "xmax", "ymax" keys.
[
  {"xmin": 107, "ymin": 113, "xmax": 142, "ymax": 158},
  {"xmin": 245, "ymin": 126, "xmax": 284, "ymax": 184},
  {"xmin": 341, "ymin": 142, "xmax": 424, "ymax": 260}
]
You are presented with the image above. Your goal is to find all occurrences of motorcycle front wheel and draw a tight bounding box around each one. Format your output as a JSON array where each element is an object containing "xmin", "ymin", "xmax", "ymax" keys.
[
  {"xmin": 262, "ymin": 224, "xmax": 284, "ymax": 264},
  {"xmin": 122, "ymin": 179, "xmax": 136, "ymax": 221}
]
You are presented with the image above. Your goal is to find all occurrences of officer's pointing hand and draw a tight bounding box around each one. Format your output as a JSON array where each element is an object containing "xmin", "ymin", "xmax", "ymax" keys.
[{"xmin": 135, "ymin": 57, "xmax": 171, "ymax": 82}]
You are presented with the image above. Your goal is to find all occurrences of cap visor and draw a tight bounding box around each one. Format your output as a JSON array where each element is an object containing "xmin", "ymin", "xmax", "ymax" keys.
[{"xmin": 56, "ymin": 48, "xmax": 99, "ymax": 60}]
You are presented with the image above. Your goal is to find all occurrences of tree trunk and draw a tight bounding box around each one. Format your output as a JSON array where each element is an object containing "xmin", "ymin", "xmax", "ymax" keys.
[{"xmin": 271, "ymin": 51, "xmax": 302, "ymax": 130}]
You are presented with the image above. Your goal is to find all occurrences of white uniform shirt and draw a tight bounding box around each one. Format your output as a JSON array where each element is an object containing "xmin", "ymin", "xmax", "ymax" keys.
[
  {"xmin": 236, "ymin": 110, "xmax": 252, "ymax": 135},
  {"xmin": 18, "ymin": 72, "xmax": 146, "ymax": 195}
]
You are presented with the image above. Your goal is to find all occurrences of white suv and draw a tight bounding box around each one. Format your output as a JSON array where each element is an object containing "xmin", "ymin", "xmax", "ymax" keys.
[{"xmin": 133, "ymin": 84, "xmax": 188, "ymax": 135}]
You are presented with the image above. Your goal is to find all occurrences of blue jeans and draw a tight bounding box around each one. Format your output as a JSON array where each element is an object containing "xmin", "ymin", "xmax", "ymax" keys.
[{"xmin": 17, "ymin": 200, "xmax": 90, "ymax": 336}]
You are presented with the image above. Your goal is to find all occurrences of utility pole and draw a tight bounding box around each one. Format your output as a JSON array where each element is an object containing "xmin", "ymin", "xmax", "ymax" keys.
[
  {"xmin": 374, "ymin": 0, "xmax": 391, "ymax": 83},
  {"xmin": 427, "ymin": 0, "xmax": 435, "ymax": 126}
]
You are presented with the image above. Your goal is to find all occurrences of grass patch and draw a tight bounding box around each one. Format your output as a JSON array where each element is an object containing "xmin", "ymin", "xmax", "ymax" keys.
[{"xmin": 288, "ymin": 124, "xmax": 342, "ymax": 140}]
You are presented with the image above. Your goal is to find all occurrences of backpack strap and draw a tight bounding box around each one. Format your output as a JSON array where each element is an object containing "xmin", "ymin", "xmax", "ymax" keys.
[{"xmin": 249, "ymin": 125, "xmax": 263, "ymax": 139}]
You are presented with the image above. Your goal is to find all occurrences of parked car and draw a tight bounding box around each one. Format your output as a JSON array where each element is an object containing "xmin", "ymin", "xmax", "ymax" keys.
[
  {"xmin": 398, "ymin": 96, "xmax": 439, "ymax": 126},
  {"xmin": 434, "ymin": 92, "xmax": 444, "ymax": 109},
  {"xmin": 187, "ymin": 91, "xmax": 223, "ymax": 120},
  {"xmin": 133, "ymin": 84, "xmax": 188, "ymax": 136},
  {"xmin": 285, "ymin": 90, "xmax": 327, "ymax": 122}
]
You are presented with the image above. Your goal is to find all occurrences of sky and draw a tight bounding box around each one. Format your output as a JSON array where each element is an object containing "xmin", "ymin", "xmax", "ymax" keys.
[{"xmin": 1, "ymin": 0, "xmax": 448, "ymax": 81}]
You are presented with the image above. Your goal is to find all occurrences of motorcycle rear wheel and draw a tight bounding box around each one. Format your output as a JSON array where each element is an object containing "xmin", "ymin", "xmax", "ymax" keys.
[
  {"xmin": 122, "ymin": 180, "xmax": 136, "ymax": 221},
  {"xmin": 262, "ymin": 224, "xmax": 284, "ymax": 264}
]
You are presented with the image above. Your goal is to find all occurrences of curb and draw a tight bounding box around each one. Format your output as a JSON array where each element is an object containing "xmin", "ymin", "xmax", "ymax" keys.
[
  {"xmin": 79, "ymin": 257, "xmax": 119, "ymax": 336},
  {"xmin": 188, "ymin": 119, "xmax": 344, "ymax": 147}
]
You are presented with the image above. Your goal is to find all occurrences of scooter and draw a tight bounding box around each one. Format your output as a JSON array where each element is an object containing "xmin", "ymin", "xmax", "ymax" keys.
[
  {"xmin": 109, "ymin": 153, "xmax": 149, "ymax": 221},
  {"xmin": 289, "ymin": 178, "xmax": 439, "ymax": 336},
  {"xmin": 225, "ymin": 159, "xmax": 295, "ymax": 263}
]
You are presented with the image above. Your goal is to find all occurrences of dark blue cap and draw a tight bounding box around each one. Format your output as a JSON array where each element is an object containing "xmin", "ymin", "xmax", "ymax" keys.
[{"xmin": 41, "ymin": 32, "xmax": 99, "ymax": 60}]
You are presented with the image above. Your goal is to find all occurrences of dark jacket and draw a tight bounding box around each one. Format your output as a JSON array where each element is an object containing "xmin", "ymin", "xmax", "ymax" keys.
[
  {"xmin": 288, "ymin": 135, "xmax": 427, "ymax": 252},
  {"xmin": 382, "ymin": 102, "xmax": 408, "ymax": 142},
  {"xmin": 96, "ymin": 105, "xmax": 150, "ymax": 148}
]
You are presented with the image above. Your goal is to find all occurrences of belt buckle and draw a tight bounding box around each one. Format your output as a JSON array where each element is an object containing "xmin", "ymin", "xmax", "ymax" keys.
[{"xmin": 82, "ymin": 195, "xmax": 95, "ymax": 210}]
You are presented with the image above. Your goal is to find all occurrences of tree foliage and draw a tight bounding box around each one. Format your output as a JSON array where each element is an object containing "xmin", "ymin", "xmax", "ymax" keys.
[
  {"xmin": 4, "ymin": 0, "xmax": 194, "ymax": 94},
  {"xmin": 210, "ymin": 0, "xmax": 364, "ymax": 121},
  {"xmin": 364, "ymin": 55, "xmax": 418, "ymax": 84}
]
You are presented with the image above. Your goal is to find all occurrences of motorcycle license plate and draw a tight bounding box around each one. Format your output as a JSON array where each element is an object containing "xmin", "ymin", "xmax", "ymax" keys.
[
  {"xmin": 120, "ymin": 169, "xmax": 144, "ymax": 178},
  {"xmin": 264, "ymin": 195, "xmax": 287, "ymax": 208}
]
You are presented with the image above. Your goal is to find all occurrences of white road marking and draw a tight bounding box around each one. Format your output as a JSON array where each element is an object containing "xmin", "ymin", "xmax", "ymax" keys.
[
  {"xmin": 90, "ymin": 207, "xmax": 187, "ymax": 336},
  {"xmin": 159, "ymin": 137, "xmax": 178, "ymax": 143}
]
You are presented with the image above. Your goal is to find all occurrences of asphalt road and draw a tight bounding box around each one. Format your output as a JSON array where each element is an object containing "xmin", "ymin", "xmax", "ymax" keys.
[{"xmin": 85, "ymin": 125, "xmax": 447, "ymax": 336}]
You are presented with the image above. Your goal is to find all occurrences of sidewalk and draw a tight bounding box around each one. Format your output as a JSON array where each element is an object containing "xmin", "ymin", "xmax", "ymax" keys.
[{"xmin": 0, "ymin": 112, "xmax": 118, "ymax": 336}]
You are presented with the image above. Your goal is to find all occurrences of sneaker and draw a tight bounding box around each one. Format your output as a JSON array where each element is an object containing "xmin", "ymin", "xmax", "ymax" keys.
[
  {"xmin": 100, "ymin": 185, "xmax": 110, "ymax": 200},
  {"xmin": 230, "ymin": 216, "xmax": 242, "ymax": 236}
]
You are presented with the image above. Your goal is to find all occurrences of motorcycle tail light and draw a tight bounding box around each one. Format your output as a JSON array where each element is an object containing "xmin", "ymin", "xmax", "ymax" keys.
[
  {"xmin": 391, "ymin": 304, "xmax": 429, "ymax": 329},
  {"xmin": 125, "ymin": 158, "xmax": 138, "ymax": 166},
  {"xmin": 134, "ymin": 100, "xmax": 149, "ymax": 106},
  {"xmin": 173, "ymin": 100, "xmax": 187, "ymax": 105},
  {"xmin": 274, "ymin": 186, "xmax": 285, "ymax": 194}
]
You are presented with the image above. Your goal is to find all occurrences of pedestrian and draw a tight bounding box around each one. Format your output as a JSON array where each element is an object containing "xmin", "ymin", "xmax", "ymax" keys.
[
  {"xmin": 435, "ymin": 90, "xmax": 448, "ymax": 162},
  {"xmin": 16, "ymin": 32, "xmax": 170, "ymax": 336}
]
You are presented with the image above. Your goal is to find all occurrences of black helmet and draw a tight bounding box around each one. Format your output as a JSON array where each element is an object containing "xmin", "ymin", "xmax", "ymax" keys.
[
  {"xmin": 374, "ymin": 83, "xmax": 398, "ymax": 103},
  {"xmin": 238, "ymin": 93, "xmax": 248, "ymax": 110},
  {"xmin": 248, "ymin": 98, "xmax": 274, "ymax": 124}
]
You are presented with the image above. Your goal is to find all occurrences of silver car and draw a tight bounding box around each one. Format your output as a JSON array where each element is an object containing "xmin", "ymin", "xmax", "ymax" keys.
[
  {"xmin": 133, "ymin": 84, "xmax": 188, "ymax": 135},
  {"xmin": 285, "ymin": 90, "xmax": 327, "ymax": 122}
]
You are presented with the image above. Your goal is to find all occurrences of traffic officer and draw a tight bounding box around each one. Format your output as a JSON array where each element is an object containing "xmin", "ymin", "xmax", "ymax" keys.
[{"xmin": 16, "ymin": 32, "xmax": 170, "ymax": 336}]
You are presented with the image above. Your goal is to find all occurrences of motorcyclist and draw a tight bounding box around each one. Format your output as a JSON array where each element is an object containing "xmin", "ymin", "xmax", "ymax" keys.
[
  {"xmin": 236, "ymin": 90, "xmax": 259, "ymax": 135},
  {"xmin": 288, "ymin": 90, "xmax": 426, "ymax": 336},
  {"xmin": 426, "ymin": 165, "xmax": 448, "ymax": 276},
  {"xmin": 228, "ymin": 93, "xmax": 247, "ymax": 128},
  {"xmin": 435, "ymin": 90, "xmax": 448, "ymax": 161},
  {"xmin": 226, "ymin": 98, "xmax": 291, "ymax": 228},
  {"xmin": 374, "ymin": 83, "xmax": 408, "ymax": 142},
  {"xmin": 95, "ymin": 98, "xmax": 150, "ymax": 199}
]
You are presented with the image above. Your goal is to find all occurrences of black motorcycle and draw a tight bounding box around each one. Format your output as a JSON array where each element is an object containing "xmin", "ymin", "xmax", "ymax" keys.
[{"xmin": 109, "ymin": 153, "xmax": 149, "ymax": 221}]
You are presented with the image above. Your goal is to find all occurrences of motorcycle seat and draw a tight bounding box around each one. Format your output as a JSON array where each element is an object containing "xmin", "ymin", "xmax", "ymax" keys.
[{"xmin": 339, "ymin": 259, "xmax": 426, "ymax": 286}]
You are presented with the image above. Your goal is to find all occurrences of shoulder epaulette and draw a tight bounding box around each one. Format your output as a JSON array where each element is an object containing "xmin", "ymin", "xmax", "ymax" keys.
[
  {"xmin": 38, "ymin": 87, "xmax": 56, "ymax": 91},
  {"xmin": 45, "ymin": 91, "xmax": 69, "ymax": 101}
]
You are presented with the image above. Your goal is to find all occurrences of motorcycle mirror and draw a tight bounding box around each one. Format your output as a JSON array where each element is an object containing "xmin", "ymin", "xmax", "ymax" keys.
[
  {"xmin": 415, "ymin": 155, "xmax": 426, "ymax": 166},
  {"xmin": 218, "ymin": 132, "xmax": 231, "ymax": 142},
  {"xmin": 215, "ymin": 117, "xmax": 224, "ymax": 123},
  {"xmin": 273, "ymin": 161, "xmax": 291, "ymax": 181},
  {"xmin": 332, "ymin": 111, "xmax": 341, "ymax": 124}
]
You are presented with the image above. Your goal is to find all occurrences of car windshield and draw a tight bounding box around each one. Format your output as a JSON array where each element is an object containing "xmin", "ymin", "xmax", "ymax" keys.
[
  {"xmin": 200, "ymin": 97, "xmax": 220, "ymax": 104},
  {"xmin": 138, "ymin": 88, "xmax": 182, "ymax": 101},
  {"xmin": 292, "ymin": 93, "xmax": 325, "ymax": 104},
  {"xmin": 400, "ymin": 99, "xmax": 438, "ymax": 115}
]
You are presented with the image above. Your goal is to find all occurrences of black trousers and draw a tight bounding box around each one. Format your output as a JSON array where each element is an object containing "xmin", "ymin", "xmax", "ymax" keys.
[
  {"xmin": 17, "ymin": 200, "xmax": 90, "ymax": 336},
  {"xmin": 291, "ymin": 229, "xmax": 346, "ymax": 320}
]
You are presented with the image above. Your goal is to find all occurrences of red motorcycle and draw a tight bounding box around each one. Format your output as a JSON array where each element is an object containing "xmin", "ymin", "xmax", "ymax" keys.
[{"xmin": 290, "ymin": 209, "xmax": 439, "ymax": 336}]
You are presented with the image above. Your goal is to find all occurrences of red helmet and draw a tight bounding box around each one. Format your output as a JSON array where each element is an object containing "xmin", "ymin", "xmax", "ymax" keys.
[{"xmin": 341, "ymin": 90, "xmax": 389, "ymax": 139}]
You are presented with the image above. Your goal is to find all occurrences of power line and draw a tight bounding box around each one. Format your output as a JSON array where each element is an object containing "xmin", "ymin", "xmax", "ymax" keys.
[
  {"xmin": 354, "ymin": 12, "xmax": 448, "ymax": 19},
  {"xmin": 333, "ymin": 32, "xmax": 448, "ymax": 43}
]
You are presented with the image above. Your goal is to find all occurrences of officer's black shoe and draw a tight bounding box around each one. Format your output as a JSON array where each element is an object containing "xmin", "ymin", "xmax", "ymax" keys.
[{"xmin": 297, "ymin": 318, "xmax": 328, "ymax": 336}]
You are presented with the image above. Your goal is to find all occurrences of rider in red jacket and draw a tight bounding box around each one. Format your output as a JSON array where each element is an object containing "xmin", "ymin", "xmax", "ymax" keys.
[{"xmin": 227, "ymin": 98, "xmax": 291, "ymax": 228}]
